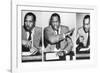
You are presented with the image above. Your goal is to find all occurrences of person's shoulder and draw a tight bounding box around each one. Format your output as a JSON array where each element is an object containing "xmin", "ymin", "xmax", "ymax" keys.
[
  {"xmin": 44, "ymin": 26, "xmax": 51, "ymax": 31},
  {"xmin": 35, "ymin": 26, "xmax": 42, "ymax": 31},
  {"xmin": 77, "ymin": 27, "xmax": 83, "ymax": 32},
  {"xmin": 22, "ymin": 25, "xmax": 24, "ymax": 29},
  {"xmin": 22, "ymin": 25, "xmax": 25, "ymax": 31},
  {"xmin": 60, "ymin": 25, "xmax": 69, "ymax": 31}
]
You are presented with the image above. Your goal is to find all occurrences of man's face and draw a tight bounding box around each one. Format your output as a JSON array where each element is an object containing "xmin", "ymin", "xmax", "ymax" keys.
[
  {"xmin": 51, "ymin": 16, "xmax": 60, "ymax": 31},
  {"xmin": 83, "ymin": 18, "xmax": 90, "ymax": 33},
  {"xmin": 25, "ymin": 15, "xmax": 35, "ymax": 31}
]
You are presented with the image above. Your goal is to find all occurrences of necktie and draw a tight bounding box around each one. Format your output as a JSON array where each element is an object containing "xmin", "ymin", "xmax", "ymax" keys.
[
  {"xmin": 56, "ymin": 30, "xmax": 60, "ymax": 50},
  {"xmin": 28, "ymin": 31, "xmax": 32, "ymax": 41}
]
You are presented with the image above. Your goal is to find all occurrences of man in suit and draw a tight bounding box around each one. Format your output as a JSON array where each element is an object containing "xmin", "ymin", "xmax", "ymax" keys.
[
  {"xmin": 22, "ymin": 12, "xmax": 42, "ymax": 55},
  {"xmin": 76, "ymin": 15, "xmax": 90, "ymax": 53},
  {"xmin": 44, "ymin": 13, "xmax": 74, "ymax": 58}
]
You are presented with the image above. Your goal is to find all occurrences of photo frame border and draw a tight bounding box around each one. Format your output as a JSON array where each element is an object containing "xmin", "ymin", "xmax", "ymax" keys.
[{"xmin": 11, "ymin": 1, "xmax": 97, "ymax": 73}]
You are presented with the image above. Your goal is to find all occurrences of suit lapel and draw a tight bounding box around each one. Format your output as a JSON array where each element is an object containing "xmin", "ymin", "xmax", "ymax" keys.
[
  {"xmin": 22, "ymin": 27, "xmax": 27, "ymax": 40},
  {"xmin": 33, "ymin": 27, "xmax": 36, "ymax": 47}
]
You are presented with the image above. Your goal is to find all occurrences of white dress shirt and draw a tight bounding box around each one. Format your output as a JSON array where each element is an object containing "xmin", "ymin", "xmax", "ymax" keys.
[{"xmin": 26, "ymin": 28, "xmax": 35, "ymax": 48}]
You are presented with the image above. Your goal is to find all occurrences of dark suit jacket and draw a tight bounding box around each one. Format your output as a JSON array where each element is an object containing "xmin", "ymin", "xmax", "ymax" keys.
[
  {"xmin": 44, "ymin": 25, "xmax": 73, "ymax": 52},
  {"xmin": 22, "ymin": 26, "xmax": 42, "ymax": 53}
]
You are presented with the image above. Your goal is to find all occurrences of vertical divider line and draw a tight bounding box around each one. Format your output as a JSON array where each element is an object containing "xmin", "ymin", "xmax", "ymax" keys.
[
  {"xmin": 16, "ymin": 5, "xmax": 18, "ymax": 68},
  {"xmin": 74, "ymin": 13, "xmax": 77, "ymax": 61},
  {"xmin": 10, "ymin": 0, "xmax": 12, "ymax": 71},
  {"xmin": 42, "ymin": 27, "xmax": 44, "ymax": 62}
]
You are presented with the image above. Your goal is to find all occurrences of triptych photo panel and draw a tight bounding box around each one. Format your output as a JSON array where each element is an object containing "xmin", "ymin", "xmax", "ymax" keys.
[{"xmin": 21, "ymin": 10, "xmax": 90, "ymax": 62}]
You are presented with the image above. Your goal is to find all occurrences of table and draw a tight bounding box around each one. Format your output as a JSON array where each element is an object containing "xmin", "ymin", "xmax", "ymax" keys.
[
  {"xmin": 44, "ymin": 51, "xmax": 74, "ymax": 61},
  {"xmin": 22, "ymin": 52, "xmax": 42, "ymax": 62}
]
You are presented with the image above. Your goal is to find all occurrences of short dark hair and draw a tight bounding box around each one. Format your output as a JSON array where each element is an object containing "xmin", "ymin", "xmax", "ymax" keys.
[
  {"xmin": 24, "ymin": 12, "xmax": 36, "ymax": 23},
  {"xmin": 49, "ymin": 13, "xmax": 61, "ymax": 26},
  {"xmin": 83, "ymin": 15, "xmax": 90, "ymax": 25},
  {"xmin": 24, "ymin": 12, "xmax": 36, "ymax": 31}
]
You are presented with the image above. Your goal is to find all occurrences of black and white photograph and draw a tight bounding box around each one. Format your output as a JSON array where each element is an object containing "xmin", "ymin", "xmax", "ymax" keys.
[
  {"xmin": 21, "ymin": 11, "xmax": 76, "ymax": 62},
  {"xmin": 11, "ymin": 2, "xmax": 96, "ymax": 72},
  {"xmin": 21, "ymin": 11, "xmax": 42, "ymax": 62},
  {"xmin": 21, "ymin": 10, "xmax": 91, "ymax": 62},
  {"xmin": 76, "ymin": 14, "xmax": 90, "ymax": 60},
  {"xmin": 43, "ymin": 12, "xmax": 75, "ymax": 61}
]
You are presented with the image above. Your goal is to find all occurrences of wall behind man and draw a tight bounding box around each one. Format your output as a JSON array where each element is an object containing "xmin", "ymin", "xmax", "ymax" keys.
[{"xmin": 22, "ymin": 11, "xmax": 76, "ymax": 29}]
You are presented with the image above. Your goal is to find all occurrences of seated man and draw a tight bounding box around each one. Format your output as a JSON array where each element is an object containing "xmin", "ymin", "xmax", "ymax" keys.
[
  {"xmin": 22, "ymin": 12, "xmax": 42, "ymax": 56},
  {"xmin": 76, "ymin": 15, "xmax": 90, "ymax": 54},
  {"xmin": 44, "ymin": 13, "xmax": 74, "ymax": 60}
]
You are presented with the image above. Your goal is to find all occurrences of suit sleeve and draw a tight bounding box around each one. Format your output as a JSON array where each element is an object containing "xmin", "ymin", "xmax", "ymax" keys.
[
  {"xmin": 44, "ymin": 27, "xmax": 64, "ymax": 44},
  {"xmin": 65, "ymin": 37, "xmax": 73, "ymax": 52},
  {"xmin": 63, "ymin": 27, "xmax": 73, "ymax": 52},
  {"xmin": 22, "ymin": 26, "xmax": 27, "ymax": 46},
  {"xmin": 33, "ymin": 27, "xmax": 42, "ymax": 54}
]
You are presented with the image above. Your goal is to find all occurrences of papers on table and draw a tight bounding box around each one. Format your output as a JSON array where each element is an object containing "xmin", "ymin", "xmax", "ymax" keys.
[
  {"xmin": 22, "ymin": 52, "xmax": 32, "ymax": 56},
  {"xmin": 46, "ymin": 52, "xmax": 59, "ymax": 60},
  {"xmin": 80, "ymin": 48, "xmax": 90, "ymax": 51}
]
